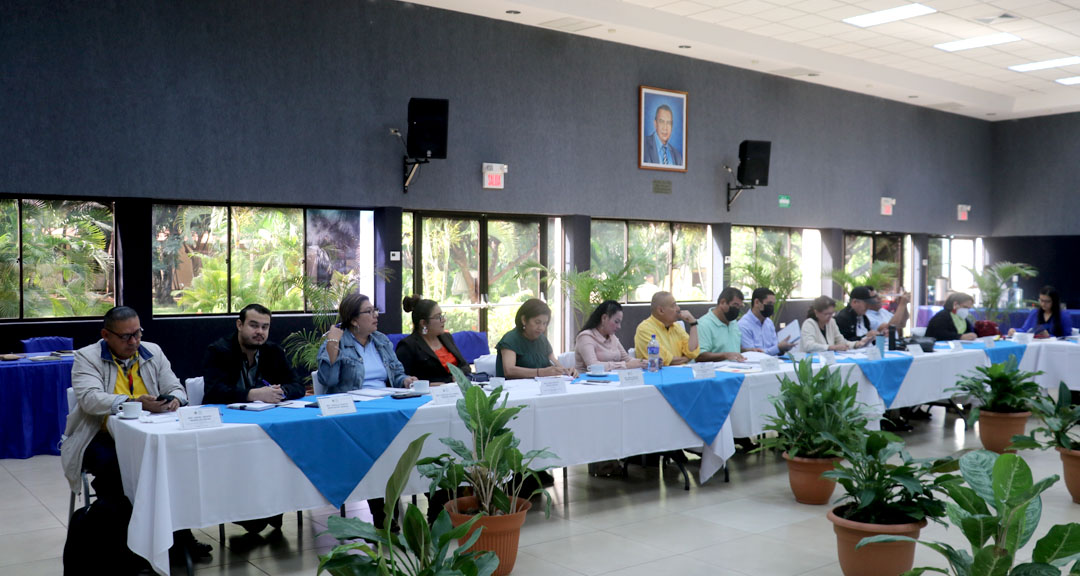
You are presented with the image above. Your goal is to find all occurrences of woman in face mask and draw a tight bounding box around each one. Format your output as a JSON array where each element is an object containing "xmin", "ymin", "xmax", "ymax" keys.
[{"xmin": 925, "ymin": 292, "xmax": 977, "ymax": 342}]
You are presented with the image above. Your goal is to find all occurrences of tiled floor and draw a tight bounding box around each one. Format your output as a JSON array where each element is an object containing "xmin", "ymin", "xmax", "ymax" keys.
[{"xmin": 2, "ymin": 408, "xmax": 1077, "ymax": 575}]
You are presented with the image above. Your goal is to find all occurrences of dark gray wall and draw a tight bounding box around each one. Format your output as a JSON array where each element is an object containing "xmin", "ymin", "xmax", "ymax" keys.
[
  {"xmin": 1, "ymin": 0, "xmax": 994, "ymax": 236},
  {"xmin": 990, "ymin": 112, "xmax": 1080, "ymax": 237}
]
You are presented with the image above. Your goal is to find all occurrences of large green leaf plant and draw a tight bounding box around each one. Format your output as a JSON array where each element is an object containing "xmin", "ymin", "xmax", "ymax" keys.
[
  {"xmin": 949, "ymin": 356, "xmax": 1044, "ymax": 424},
  {"xmin": 966, "ymin": 261, "xmax": 1038, "ymax": 328},
  {"xmin": 317, "ymin": 433, "xmax": 499, "ymax": 576},
  {"xmin": 859, "ymin": 450, "xmax": 1080, "ymax": 575},
  {"xmin": 1010, "ymin": 382, "xmax": 1080, "ymax": 452}
]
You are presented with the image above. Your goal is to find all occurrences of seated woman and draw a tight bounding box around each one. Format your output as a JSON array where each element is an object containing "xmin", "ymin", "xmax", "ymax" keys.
[
  {"xmin": 1009, "ymin": 285, "xmax": 1073, "ymax": 339},
  {"xmin": 318, "ymin": 293, "xmax": 417, "ymax": 394},
  {"xmin": 925, "ymin": 292, "xmax": 977, "ymax": 342},
  {"xmin": 800, "ymin": 296, "xmax": 868, "ymax": 352},
  {"xmin": 496, "ymin": 298, "xmax": 574, "ymax": 378},
  {"xmin": 574, "ymin": 300, "xmax": 644, "ymax": 372},
  {"xmin": 395, "ymin": 295, "xmax": 472, "ymax": 383}
]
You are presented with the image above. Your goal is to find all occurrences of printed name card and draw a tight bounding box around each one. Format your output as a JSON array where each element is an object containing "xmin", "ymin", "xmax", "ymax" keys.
[
  {"xmin": 318, "ymin": 394, "xmax": 357, "ymax": 416},
  {"xmin": 906, "ymin": 344, "xmax": 925, "ymax": 356},
  {"xmin": 981, "ymin": 337, "xmax": 996, "ymax": 348},
  {"xmin": 691, "ymin": 363, "xmax": 716, "ymax": 380},
  {"xmin": 949, "ymin": 341, "xmax": 964, "ymax": 351},
  {"xmin": 431, "ymin": 384, "xmax": 464, "ymax": 406},
  {"xmin": 821, "ymin": 351, "xmax": 837, "ymax": 365},
  {"xmin": 539, "ymin": 379, "xmax": 568, "ymax": 395},
  {"xmin": 866, "ymin": 347, "xmax": 882, "ymax": 361},
  {"xmin": 760, "ymin": 357, "xmax": 781, "ymax": 372},
  {"xmin": 178, "ymin": 406, "xmax": 223, "ymax": 430},
  {"xmin": 617, "ymin": 369, "xmax": 645, "ymax": 387}
]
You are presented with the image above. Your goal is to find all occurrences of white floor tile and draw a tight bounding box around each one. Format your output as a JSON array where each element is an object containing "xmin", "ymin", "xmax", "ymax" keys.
[{"xmin": 521, "ymin": 531, "xmax": 673, "ymax": 575}]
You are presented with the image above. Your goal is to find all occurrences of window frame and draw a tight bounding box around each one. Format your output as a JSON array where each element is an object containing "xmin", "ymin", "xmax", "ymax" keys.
[{"xmin": 590, "ymin": 218, "xmax": 713, "ymax": 304}]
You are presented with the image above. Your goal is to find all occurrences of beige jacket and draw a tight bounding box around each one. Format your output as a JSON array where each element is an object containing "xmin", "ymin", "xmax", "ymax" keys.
[
  {"xmin": 61, "ymin": 340, "xmax": 186, "ymax": 493},
  {"xmin": 800, "ymin": 318, "xmax": 861, "ymax": 353}
]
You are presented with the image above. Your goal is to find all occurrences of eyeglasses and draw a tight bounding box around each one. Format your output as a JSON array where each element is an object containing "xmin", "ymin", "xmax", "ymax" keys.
[
  {"xmin": 428, "ymin": 314, "xmax": 446, "ymax": 322},
  {"xmin": 106, "ymin": 328, "xmax": 144, "ymax": 342},
  {"xmin": 358, "ymin": 308, "xmax": 380, "ymax": 316}
]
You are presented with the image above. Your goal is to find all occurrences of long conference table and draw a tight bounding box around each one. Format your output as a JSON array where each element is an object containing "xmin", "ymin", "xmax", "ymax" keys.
[
  {"xmin": 111, "ymin": 339, "xmax": 1080, "ymax": 575},
  {"xmin": 0, "ymin": 354, "xmax": 74, "ymax": 459}
]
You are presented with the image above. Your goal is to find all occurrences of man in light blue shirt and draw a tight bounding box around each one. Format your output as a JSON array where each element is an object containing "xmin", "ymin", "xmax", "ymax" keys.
[
  {"xmin": 643, "ymin": 105, "xmax": 683, "ymax": 166},
  {"xmin": 738, "ymin": 287, "xmax": 795, "ymax": 356}
]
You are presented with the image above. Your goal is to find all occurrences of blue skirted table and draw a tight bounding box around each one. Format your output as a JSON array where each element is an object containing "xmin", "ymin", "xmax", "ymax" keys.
[{"xmin": 0, "ymin": 355, "xmax": 74, "ymax": 459}]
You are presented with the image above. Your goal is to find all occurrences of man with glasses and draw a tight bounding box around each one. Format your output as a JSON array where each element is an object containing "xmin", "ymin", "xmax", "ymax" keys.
[
  {"xmin": 62, "ymin": 306, "xmax": 211, "ymax": 565},
  {"xmin": 201, "ymin": 303, "xmax": 304, "ymax": 536}
]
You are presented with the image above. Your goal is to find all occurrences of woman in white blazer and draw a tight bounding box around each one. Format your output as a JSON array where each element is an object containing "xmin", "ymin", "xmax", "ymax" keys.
[{"xmin": 800, "ymin": 296, "xmax": 873, "ymax": 352}]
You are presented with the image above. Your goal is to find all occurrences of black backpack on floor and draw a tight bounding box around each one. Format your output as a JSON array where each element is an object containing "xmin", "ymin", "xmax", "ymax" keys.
[{"xmin": 63, "ymin": 496, "xmax": 148, "ymax": 575}]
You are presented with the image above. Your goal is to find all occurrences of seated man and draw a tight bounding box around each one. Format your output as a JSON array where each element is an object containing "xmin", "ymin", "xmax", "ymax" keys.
[
  {"xmin": 697, "ymin": 287, "xmax": 747, "ymax": 362},
  {"xmin": 738, "ymin": 288, "xmax": 795, "ymax": 356},
  {"xmin": 863, "ymin": 285, "xmax": 911, "ymax": 334},
  {"xmin": 635, "ymin": 291, "xmax": 699, "ymax": 366},
  {"xmin": 61, "ymin": 306, "xmax": 210, "ymax": 564},
  {"xmin": 835, "ymin": 286, "xmax": 880, "ymax": 343},
  {"xmin": 202, "ymin": 303, "xmax": 305, "ymax": 535}
]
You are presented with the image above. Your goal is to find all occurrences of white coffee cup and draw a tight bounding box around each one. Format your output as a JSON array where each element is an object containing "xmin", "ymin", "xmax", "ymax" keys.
[
  {"xmin": 488, "ymin": 377, "xmax": 505, "ymax": 388},
  {"xmin": 411, "ymin": 380, "xmax": 430, "ymax": 393},
  {"xmin": 1015, "ymin": 333, "xmax": 1034, "ymax": 344},
  {"xmin": 121, "ymin": 401, "xmax": 142, "ymax": 418},
  {"xmin": 588, "ymin": 364, "xmax": 605, "ymax": 375}
]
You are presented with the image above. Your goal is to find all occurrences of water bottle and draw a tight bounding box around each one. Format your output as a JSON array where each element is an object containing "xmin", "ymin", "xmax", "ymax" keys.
[{"xmin": 647, "ymin": 334, "xmax": 661, "ymax": 373}]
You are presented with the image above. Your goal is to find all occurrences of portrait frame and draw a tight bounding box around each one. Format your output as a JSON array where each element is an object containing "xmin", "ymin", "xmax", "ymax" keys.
[{"xmin": 639, "ymin": 85, "xmax": 688, "ymax": 172}]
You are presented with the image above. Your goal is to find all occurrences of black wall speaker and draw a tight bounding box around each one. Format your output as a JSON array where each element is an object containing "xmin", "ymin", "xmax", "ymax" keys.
[
  {"xmin": 737, "ymin": 140, "xmax": 771, "ymax": 186},
  {"xmin": 407, "ymin": 98, "xmax": 448, "ymax": 159}
]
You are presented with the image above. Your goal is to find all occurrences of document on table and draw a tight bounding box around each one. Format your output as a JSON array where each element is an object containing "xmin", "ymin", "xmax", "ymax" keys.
[
  {"xmin": 348, "ymin": 388, "xmax": 396, "ymax": 398},
  {"xmin": 226, "ymin": 402, "xmax": 275, "ymax": 411},
  {"xmin": 740, "ymin": 351, "xmax": 775, "ymax": 363},
  {"xmin": 278, "ymin": 400, "xmax": 314, "ymax": 409},
  {"xmin": 777, "ymin": 320, "xmax": 801, "ymax": 344},
  {"xmin": 716, "ymin": 362, "xmax": 761, "ymax": 373}
]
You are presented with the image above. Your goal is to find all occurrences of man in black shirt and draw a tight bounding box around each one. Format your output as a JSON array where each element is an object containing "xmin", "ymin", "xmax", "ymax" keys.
[{"xmin": 835, "ymin": 286, "xmax": 879, "ymax": 343}]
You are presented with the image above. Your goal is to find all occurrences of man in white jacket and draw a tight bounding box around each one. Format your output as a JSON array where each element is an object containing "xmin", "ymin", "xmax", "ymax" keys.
[{"xmin": 61, "ymin": 306, "xmax": 210, "ymax": 561}]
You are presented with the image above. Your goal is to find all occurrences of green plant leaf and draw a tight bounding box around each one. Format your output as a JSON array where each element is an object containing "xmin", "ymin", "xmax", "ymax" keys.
[
  {"xmin": 1003, "ymin": 499, "xmax": 1043, "ymax": 556},
  {"xmin": 993, "ymin": 453, "xmax": 1033, "ymax": 505},
  {"xmin": 383, "ymin": 433, "xmax": 430, "ymax": 529},
  {"xmin": 473, "ymin": 550, "xmax": 501, "ymax": 576},
  {"xmin": 961, "ymin": 451, "xmax": 999, "ymax": 508},
  {"xmin": 1034, "ymin": 523, "xmax": 1080, "ymax": 565},
  {"xmin": 944, "ymin": 483, "xmax": 992, "ymax": 516},
  {"xmin": 960, "ymin": 515, "xmax": 999, "ymax": 550},
  {"xmin": 401, "ymin": 504, "xmax": 431, "ymax": 565},
  {"xmin": 970, "ymin": 545, "xmax": 1012, "ymax": 576},
  {"xmin": 1010, "ymin": 563, "xmax": 1064, "ymax": 576}
]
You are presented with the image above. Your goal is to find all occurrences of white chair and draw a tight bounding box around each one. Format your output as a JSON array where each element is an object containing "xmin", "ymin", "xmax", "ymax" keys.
[
  {"xmin": 474, "ymin": 353, "xmax": 497, "ymax": 376},
  {"xmin": 66, "ymin": 388, "xmax": 93, "ymax": 520},
  {"xmin": 312, "ymin": 371, "xmax": 326, "ymax": 395},
  {"xmin": 184, "ymin": 377, "xmax": 204, "ymax": 406}
]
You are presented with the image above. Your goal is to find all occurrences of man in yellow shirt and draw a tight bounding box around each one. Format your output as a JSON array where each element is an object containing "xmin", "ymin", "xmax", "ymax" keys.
[{"xmin": 635, "ymin": 291, "xmax": 700, "ymax": 366}]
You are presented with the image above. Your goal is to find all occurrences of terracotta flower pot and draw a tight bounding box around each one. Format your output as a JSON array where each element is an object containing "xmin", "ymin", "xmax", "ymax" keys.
[
  {"xmin": 1058, "ymin": 447, "xmax": 1080, "ymax": 504},
  {"xmin": 783, "ymin": 452, "xmax": 841, "ymax": 505},
  {"xmin": 445, "ymin": 496, "xmax": 531, "ymax": 576},
  {"xmin": 977, "ymin": 410, "xmax": 1031, "ymax": 454},
  {"xmin": 827, "ymin": 507, "xmax": 927, "ymax": 576}
]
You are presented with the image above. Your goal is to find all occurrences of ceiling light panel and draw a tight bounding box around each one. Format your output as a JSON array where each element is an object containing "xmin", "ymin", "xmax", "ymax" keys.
[
  {"xmin": 1008, "ymin": 56, "xmax": 1080, "ymax": 72},
  {"xmin": 843, "ymin": 3, "xmax": 937, "ymax": 28},
  {"xmin": 1056, "ymin": 76, "xmax": 1080, "ymax": 85},
  {"xmin": 935, "ymin": 32, "xmax": 1022, "ymax": 52}
]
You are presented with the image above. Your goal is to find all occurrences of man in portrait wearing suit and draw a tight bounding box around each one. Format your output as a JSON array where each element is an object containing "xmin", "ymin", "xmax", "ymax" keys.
[{"xmin": 643, "ymin": 104, "xmax": 682, "ymax": 166}]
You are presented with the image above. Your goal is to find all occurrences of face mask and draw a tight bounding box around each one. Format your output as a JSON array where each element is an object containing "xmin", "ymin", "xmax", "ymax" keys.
[
  {"xmin": 762, "ymin": 303, "xmax": 775, "ymax": 318},
  {"xmin": 725, "ymin": 306, "xmax": 740, "ymax": 322},
  {"xmin": 956, "ymin": 307, "xmax": 970, "ymax": 320}
]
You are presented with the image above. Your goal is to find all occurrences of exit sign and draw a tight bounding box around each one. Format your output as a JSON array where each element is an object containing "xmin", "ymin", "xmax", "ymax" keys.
[
  {"xmin": 957, "ymin": 204, "xmax": 970, "ymax": 221},
  {"xmin": 484, "ymin": 173, "xmax": 504, "ymax": 189},
  {"xmin": 778, "ymin": 195, "xmax": 791, "ymax": 208}
]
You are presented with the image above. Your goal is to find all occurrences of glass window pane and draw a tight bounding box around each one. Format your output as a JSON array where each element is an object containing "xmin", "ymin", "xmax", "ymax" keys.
[
  {"xmin": 155, "ymin": 206, "xmax": 229, "ymax": 314},
  {"xmin": 401, "ymin": 212, "xmax": 414, "ymax": 333},
  {"xmin": 928, "ymin": 237, "xmax": 949, "ymax": 305},
  {"xmin": 950, "ymin": 238, "xmax": 976, "ymax": 297},
  {"xmin": 547, "ymin": 217, "xmax": 564, "ymax": 353},
  {"xmin": 730, "ymin": 226, "xmax": 755, "ymax": 295},
  {"xmin": 487, "ymin": 220, "xmax": 541, "ymax": 350},
  {"xmin": 230, "ymin": 207, "xmax": 304, "ymax": 313},
  {"xmin": 671, "ymin": 223, "xmax": 710, "ymax": 301},
  {"xmin": 628, "ymin": 222, "xmax": 672, "ymax": 303},
  {"xmin": 798, "ymin": 229, "xmax": 821, "ymax": 299},
  {"xmin": 0, "ymin": 200, "xmax": 18, "ymax": 319},
  {"xmin": 872, "ymin": 235, "xmax": 902, "ymax": 294},
  {"xmin": 843, "ymin": 234, "xmax": 872, "ymax": 280},
  {"xmin": 305, "ymin": 209, "xmax": 374, "ymax": 311},
  {"xmin": 22, "ymin": 199, "xmax": 115, "ymax": 318},
  {"xmin": 420, "ymin": 217, "xmax": 480, "ymax": 333},
  {"xmin": 589, "ymin": 220, "xmax": 626, "ymax": 280}
]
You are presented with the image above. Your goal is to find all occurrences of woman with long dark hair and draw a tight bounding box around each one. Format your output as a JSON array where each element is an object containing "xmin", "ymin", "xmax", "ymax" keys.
[
  {"xmin": 574, "ymin": 300, "xmax": 644, "ymax": 372},
  {"xmin": 1010, "ymin": 285, "xmax": 1073, "ymax": 338},
  {"xmin": 395, "ymin": 295, "xmax": 471, "ymax": 382}
]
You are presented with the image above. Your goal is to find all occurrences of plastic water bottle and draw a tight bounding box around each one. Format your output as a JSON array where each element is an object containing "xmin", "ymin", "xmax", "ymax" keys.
[{"xmin": 647, "ymin": 335, "xmax": 661, "ymax": 373}]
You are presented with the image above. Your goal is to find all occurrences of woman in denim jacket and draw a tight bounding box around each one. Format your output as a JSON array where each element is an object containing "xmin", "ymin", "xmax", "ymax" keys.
[{"xmin": 318, "ymin": 293, "xmax": 417, "ymax": 394}]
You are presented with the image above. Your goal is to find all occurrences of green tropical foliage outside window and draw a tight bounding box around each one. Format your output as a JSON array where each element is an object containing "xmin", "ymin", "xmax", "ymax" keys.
[
  {"xmin": 590, "ymin": 219, "xmax": 711, "ymax": 304},
  {"xmin": 0, "ymin": 199, "xmax": 116, "ymax": 319}
]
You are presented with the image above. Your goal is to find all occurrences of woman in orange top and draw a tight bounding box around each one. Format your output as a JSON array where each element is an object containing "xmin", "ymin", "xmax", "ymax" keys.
[{"xmin": 395, "ymin": 295, "xmax": 472, "ymax": 383}]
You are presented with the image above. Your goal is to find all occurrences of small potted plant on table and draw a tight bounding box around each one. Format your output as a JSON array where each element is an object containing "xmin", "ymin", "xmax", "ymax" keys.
[
  {"xmin": 950, "ymin": 355, "xmax": 1042, "ymax": 453},
  {"xmin": 756, "ymin": 358, "xmax": 871, "ymax": 504}
]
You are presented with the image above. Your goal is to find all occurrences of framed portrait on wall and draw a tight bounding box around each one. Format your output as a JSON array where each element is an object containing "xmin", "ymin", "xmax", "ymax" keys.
[{"xmin": 639, "ymin": 86, "xmax": 687, "ymax": 172}]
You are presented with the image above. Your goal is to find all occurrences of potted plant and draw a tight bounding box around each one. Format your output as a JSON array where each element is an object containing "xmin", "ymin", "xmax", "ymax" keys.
[
  {"xmin": 949, "ymin": 356, "xmax": 1043, "ymax": 453},
  {"xmin": 822, "ymin": 431, "xmax": 958, "ymax": 576},
  {"xmin": 417, "ymin": 364, "xmax": 556, "ymax": 576},
  {"xmin": 966, "ymin": 261, "xmax": 1037, "ymax": 335},
  {"xmin": 860, "ymin": 450, "xmax": 1080, "ymax": 575},
  {"xmin": 755, "ymin": 358, "xmax": 870, "ymax": 504},
  {"xmin": 318, "ymin": 433, "xmax": 499, "ymax": 576},
  {"xmin": 1010, "ymin": 381, "xmax": 1080, "ymax": 503}
]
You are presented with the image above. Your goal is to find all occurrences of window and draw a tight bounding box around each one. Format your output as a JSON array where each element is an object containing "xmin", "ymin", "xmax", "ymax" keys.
[
  {"xmin": 1, "ymin": 199, "xmax": 116, "ymax": 319},
  {"xmin": 590, "ymin": 219, "xmax": 711, "ymax": 303},
  {"xmin": 927, "ymin": 236, "xmax": 984, "ymax": 305},
  {"xmin": 152, "ymin": 204, "xmax": 372, "ymax": 315},
  {"xmin": 730, "ymin": 226, "xmax": 808, "ymax": 298},
  {"xmin": 843, "ymin": 232, "xmax": 904, "ymax": 295}
]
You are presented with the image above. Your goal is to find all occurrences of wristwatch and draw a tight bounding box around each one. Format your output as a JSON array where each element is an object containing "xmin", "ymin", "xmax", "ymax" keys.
[{"xmin": 687, "ymin": 321, "xmax": 698, "ymax": 327}]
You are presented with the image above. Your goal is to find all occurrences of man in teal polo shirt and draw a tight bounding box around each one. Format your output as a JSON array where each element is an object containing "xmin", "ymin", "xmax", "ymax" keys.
[{"xmin": 697, "ymin": 287, "xmax": 748, "ymax": 362}]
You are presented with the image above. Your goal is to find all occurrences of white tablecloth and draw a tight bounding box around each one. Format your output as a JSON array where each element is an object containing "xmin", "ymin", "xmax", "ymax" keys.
[
  {"xmin": 1026, "ymin": 341, "xmax": 1080, "ymax": 390},
  {"xmin": 111, "ymin": 378, "xmax": 734, "ymax": 575}
]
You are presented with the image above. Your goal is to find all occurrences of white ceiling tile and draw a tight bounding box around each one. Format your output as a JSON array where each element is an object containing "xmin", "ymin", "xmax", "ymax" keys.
[
  {"xmin": 776, "ymin": 28, "xmax": 823, "ymax": 41},
  {"xmin": 989, "ymin": 0, "xmax": 1051, "ymax": 9},
  {"xmin": 722, "ymin": 14, "xmax": 772, "ymax": 27},
  {"xmin": 809, "ymin": 21, "xmax": 855, "ymax": 34},
  {"xmin": 747, "ymin": 21, "xmax": 801, "ymax": 35},
  {"xmin": 916, "ymin": 13, "xmax": 991, "ymax": 35},
  {"xmin": 727, "ymin": 0, "xmax": 780, "ymax": 15},
  {"xmin": 797, "ymin": 35, "xmax": 847, "ymax": 47},
  {"xmin": 694, "ymin": 0, "xmax": 744, "ymax": 6},
  {"xmin": 822, "ymin": 42, "xmax": 866, "ymax": 54},
  {"xmin": 851, "ymin": 46, "xmax": 890, "ymax": 58},
  {"xmin": 756, "ymin": 6, "xmax": 806, "ymax": 21},
  {"xmin": 944, "ymin": 4, "xmax": 1010, "ymax": 20},
  {"xmin": 924, "ymin": 0, "xmax": 984, "ymax": 10},
  {"xmin": 853, "ymin": 0, "xmax": 911, "ymax": 12},
  {"xmin": 655, "ymin": 1, "xmax": 715, "ymax": 15},
  {"xmin": 688, "ymin": 7, "xmax": 740, "ymax": 20},
  {"xmin": 858, "ymin": 34, "xmax": 906, "ymax": 47},
  {"xmin": 622, "ymin": 0, "xmax": 678, "ymax": 7},
  {"xmin": 1047, "ymin": 9, "xmax": 1080, "ymax": 22},
  {"xmin": 1010, "ymin": 1, "xmax": 1074, "ymax": 16},
  {"xmin": 995, "ymin": 18, "xmax": 1059, "ymax": 32},
  {"xmin": 783, "ymin": 13, "xmax": 835, "ymax": 29},
  {"xmin": 818, "ymin": 5, "xmax": 870, "ymax": 20},
  {"xmin": 832, "ymin": 28, "xmax": 881, "ymax": 42},
  {"xmin": 788, "ymin": 0, "xmax": 846, "ymax": 11}
]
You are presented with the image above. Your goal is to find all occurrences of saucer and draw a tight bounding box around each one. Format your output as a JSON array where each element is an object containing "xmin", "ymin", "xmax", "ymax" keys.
[
  {"xmin": 585, "ymin": 372, "xmax": 608, "ymax": 377},
  {"xmin": 118, "ymin": 410, "xmax": 147, "ymax": 420}
]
